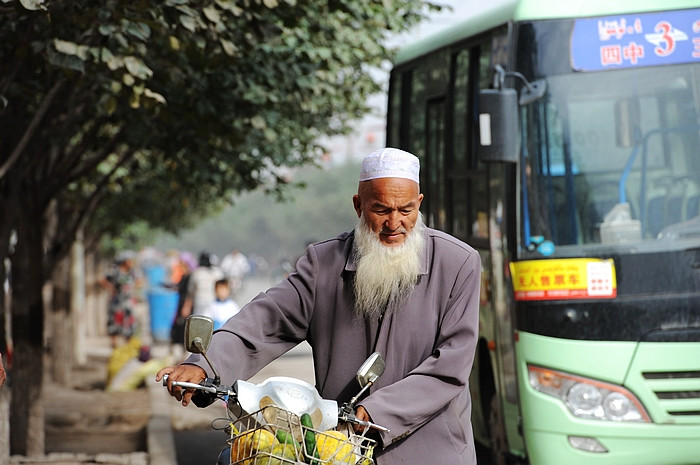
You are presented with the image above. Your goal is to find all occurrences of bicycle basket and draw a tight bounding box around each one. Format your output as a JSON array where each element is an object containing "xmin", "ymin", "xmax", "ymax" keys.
[{"xmin": 228, "ymin": 406, "xmax": 376, "ymax": 465}]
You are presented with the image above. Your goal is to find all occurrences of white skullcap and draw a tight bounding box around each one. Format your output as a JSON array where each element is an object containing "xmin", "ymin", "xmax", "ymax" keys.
[{"xmin": 359, "ymin": 147, "xmax": 420, "ymax": 184}]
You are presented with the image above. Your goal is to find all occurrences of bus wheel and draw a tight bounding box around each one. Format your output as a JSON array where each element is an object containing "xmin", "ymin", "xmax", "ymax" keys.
[{"xmin": 488, "ymin": 393, "xmax": 508, "ymax": 465}]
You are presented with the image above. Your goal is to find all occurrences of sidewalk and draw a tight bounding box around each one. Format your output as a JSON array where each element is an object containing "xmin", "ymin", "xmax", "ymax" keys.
[{"xmin": 11, "ymin": 336, "xmax": 198, "ymax": 465}]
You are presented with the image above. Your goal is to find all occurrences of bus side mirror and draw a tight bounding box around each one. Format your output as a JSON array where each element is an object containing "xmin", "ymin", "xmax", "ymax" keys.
[{"xmin": 478, "ymin": 88, "xmax": 520, "ymax": 163}]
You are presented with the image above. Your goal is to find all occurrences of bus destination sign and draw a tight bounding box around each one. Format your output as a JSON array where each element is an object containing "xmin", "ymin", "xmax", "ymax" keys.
[
  {"xmin": 510, "ymin": 258, "xmax": 616, "ymax": 301},
  {"xmin": 571, "ymin": 8, "xmax": 700, "ymax": 71}
]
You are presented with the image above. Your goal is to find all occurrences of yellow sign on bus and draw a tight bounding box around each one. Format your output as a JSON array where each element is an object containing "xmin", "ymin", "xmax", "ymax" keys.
[{"xmin": 510, "ymin": 258, "xmax": 617, "ymax": 301}]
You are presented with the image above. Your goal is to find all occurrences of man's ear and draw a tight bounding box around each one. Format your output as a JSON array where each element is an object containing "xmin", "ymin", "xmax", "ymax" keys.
[{"xmin": 352, "ymin": 194, "xmax": 362, "ymax": 218}]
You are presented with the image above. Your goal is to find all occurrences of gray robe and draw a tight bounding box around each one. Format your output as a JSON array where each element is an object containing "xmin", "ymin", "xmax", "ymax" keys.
[{"xmin": 186, "ymin": 227, "xmax": 480, "ymax": 464}]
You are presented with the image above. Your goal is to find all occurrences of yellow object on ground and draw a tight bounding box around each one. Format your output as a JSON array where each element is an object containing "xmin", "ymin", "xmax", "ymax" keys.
[
  {"xmin": 230, "ymin": 429, "xmax": 276, "ymax": 464},
  {"xmin": 106, "ymin": 337, "xmax": 141, "ymax": 383},
  {"xmin": 316, "ymin": 430, "xmax": 355, "ymax": 464},
  {"xmin": 107, "ymin": 357, "xmax": 168, "ymax": 392}
]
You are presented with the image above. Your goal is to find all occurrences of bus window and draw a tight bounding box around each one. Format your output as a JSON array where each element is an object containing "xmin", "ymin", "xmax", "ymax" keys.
[
  {"xmin": 520, "ymin": 64, "xmax": 700, "ymax": 254},
  {"xmin": 426, "ymin": 98, "xmax": 447, "ymax": 230}
]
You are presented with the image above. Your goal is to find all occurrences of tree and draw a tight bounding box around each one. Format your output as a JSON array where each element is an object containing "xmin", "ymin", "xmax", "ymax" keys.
[{"xmin": 0, "ymin": 0, "xmax": 441, "ymax": 456}]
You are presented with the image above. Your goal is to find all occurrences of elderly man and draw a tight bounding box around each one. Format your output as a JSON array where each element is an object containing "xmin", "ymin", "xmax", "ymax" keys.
[{"xmin": 157, "ymin": 147, "xmax": 480, "ymax": 464}]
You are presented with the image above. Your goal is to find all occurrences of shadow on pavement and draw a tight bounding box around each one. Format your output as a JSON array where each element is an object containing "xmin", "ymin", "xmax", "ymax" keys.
[{"xmin": 174, "ymin": 429, "xmax": 228, "ymax": 465}]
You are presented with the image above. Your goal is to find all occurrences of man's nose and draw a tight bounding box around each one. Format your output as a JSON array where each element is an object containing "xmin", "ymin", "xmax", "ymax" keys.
[{"xmin": 384, "ymin": 211, "xmax": 401, "ymax": 230}]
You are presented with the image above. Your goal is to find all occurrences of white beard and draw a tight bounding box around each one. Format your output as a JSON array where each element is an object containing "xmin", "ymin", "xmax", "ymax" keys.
[{"xmin": 352, "ymin": 214, "xmax": 425, "ymax": 319}]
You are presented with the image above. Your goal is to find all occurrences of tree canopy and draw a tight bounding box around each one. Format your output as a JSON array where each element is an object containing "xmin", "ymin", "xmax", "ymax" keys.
[{"xmin": 1, "ymin": 0, "xmax": 441, "ymax": 256}]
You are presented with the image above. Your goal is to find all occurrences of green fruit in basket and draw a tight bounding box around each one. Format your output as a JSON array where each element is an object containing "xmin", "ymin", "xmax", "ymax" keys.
[
  {"xmin": 276, "ymin": 429, "xmax": 302, "ymax": 449},
  {"xmin": 300, "ymin": 413, "xmax": 319, "ymax": 465}
]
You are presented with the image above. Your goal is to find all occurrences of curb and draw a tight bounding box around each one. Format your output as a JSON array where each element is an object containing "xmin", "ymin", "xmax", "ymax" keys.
[{"xmin": 147, "ymin": 378, "xmax": 178, "ymax": 465}]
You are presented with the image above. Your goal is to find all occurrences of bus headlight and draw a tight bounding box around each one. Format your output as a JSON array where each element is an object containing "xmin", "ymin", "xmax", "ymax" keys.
[{"xmin": 528, "ymin": 365, "xmax": 650, "ymax": 422}]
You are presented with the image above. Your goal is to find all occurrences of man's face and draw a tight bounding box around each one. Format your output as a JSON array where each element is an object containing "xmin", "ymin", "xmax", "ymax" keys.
[{"xmin": 352, "ymin": 177, "xmax": 423, "ymax": 247}]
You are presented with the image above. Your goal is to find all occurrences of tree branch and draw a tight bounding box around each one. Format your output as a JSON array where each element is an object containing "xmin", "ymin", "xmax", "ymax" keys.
[{"xmin": 0, "ymin": 79, "xmax": 66, "ymax": 179}]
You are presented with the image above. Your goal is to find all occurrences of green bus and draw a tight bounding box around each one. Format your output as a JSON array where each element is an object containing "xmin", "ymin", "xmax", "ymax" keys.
[{"xmin": 387, "ymin": 1, "xmax": 700, "ymax": 463}]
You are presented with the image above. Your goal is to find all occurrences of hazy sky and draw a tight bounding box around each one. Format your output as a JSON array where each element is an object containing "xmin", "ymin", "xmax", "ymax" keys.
[{"xmin": 408, "ymin": 1, "xmax": 505, "ymax": 39}]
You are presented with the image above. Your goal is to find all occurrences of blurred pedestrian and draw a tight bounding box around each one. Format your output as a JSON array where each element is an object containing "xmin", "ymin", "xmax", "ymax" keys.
[
  {"xmin": 180, "ymin": 251, "xmax": 224, "ymax": 320},
  {"xmin": 0, "ymin": 356, "xmax": 6, "ymax": 387},
  {"xmin": 167, "ymin": 249, "xmax": 186, "ymax": 285},
  {"xmin": 220, "ymin": 248, "xmax": 250, "ymax": 294},
  {"xmin": 208, "ymin": 279, "xmax": 241, "ymax": 330},
  {"xmin": 169, "ymin": 251, "xmax": 197, "ymax": 358},
  {"xmin": 100, "ymin": 252, "xmax": 140, "ymax": 348}
]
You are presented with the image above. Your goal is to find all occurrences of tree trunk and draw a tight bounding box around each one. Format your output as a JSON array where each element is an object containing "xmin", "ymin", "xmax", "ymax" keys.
[
  {"xmin": 86, "ymin": 249, "xmax": 107, "ymax": 338},
  {"xmin": 0, "ymin": 383, "xmax": 9, "ymax": 465},
  {"xmin": 71, "ymin": 237, "xmax": 86, "ymax": 367},
  {"xmin": 50, "ymin": 255, "xmax": 71, "ymax": 385},
  {"xmin": 10, "ymin": 209, "xmax": 45, "ymax": 456},
  {"xmin": 0, "ymin": 260, "xmax": 9, "ymax": 465}
]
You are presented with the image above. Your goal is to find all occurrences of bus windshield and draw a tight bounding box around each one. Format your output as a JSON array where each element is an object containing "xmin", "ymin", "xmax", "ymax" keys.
[{"xmin": 520, "ymin": 63, "xmax": 700, "ymax": 257}]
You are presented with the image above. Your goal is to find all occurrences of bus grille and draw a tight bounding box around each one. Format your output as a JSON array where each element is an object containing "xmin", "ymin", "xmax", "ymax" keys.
[{"xmin": 643, "ymin": 371, "xmax": 700, "ymax": 418}]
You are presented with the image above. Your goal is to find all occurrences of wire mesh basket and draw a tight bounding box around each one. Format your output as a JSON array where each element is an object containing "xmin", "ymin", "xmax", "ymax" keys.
[{"xmin": 227, "ymin": 405, "xmax": 376, "ymax": 465}]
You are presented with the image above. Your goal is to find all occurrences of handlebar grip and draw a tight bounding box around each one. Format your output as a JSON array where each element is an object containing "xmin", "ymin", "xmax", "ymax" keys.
[{"xmin": 192, "ymin": 390, "xmax": 217, "ymax": 408}]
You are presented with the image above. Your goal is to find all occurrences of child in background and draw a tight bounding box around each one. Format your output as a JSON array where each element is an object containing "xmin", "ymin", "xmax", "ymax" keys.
[{"xmin": 208, "ymin": 279, "xmax": 241, "ymax": 329}]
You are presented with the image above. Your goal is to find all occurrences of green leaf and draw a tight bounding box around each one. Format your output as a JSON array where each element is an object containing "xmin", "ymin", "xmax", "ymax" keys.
[
  {"xmin": 123, "ymin": 56, "xmax": 153, "ymax": 80},
  {"xmin": 19, "ymin": 0, "xmax": 45, "ymax": 10},
  {"xmin": 215, "ymin": 0, "xmax": 243, "ymax": 15},
  {"xmin": 124, "ymin": 21, "xmax": 151, "ymax": 41},
  {"xmin": 54, "ymin": 39, "xmax": 89, "ymax": 60},
  {"xmin": 203, "ymin": 6, "xmax": 221, "ymax": 25},
  {"xmin": 143, "ymin": 88, "xmax": 167, "ymax": 105},
  {"xmin": 98, "ymin": 24, "xmax": 118, "ymax": 36},
  {"xmin": 179, "ymin": 14, "xmax": 197, "ymax": 32},
  {"xmin": 251, "ymin": 115, "xmax": 267, "ymax": 129},
  {"xmin": 220, "ymin": 39, "xmax": 237, "ymax": 56}
]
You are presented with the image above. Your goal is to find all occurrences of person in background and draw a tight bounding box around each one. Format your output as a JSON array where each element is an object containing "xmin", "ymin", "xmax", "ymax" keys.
[
  {"xmin": 208, "ymin": 279, "xmax": 241, "ymax": 330},
  {"xmin": 180, "ymin": 251, "xmax": 224, "ymax": 319},
  {"xmin": 100, "ymin": 252, "xmax": 140, "ymax": 348},
  {"xmin": 0, "ymin": 356, "xmax": 6, "ymax": 387},
  {"xmin": 158, "ymin": 148, "xmax": 481, "ymax": 465},
  {"xmin": 167, "ymin": 249, "xmax": 186, "ymax": 285},
  {"xmin": 220, "ymin": 248, "xmax": 251, "ymax": 294},
  {"xmin": 169, "ymin": 251, "xmax": 197, "ymax": 358}
]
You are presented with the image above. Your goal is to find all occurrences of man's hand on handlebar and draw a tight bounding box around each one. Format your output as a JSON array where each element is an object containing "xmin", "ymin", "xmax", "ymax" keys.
[
  {"xmin": 353, "ymin": 406, "xmax": 372, "ymax": 433},
  {"xmin": 155, "ymin": 364, "xmax": 207, "ymax": 406}
]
